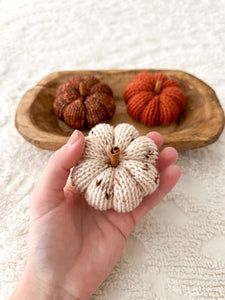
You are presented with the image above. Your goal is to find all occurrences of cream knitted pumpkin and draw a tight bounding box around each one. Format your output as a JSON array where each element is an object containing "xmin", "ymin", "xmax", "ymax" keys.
[{"xmin": 71, "ymin": 123, "xmax": 160, "ymax": 212}]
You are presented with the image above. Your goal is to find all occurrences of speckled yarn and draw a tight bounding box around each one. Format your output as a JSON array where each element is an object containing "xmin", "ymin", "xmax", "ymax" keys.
[{"xmin": 71, "ymin": 123, "xmax": 160, "ymax": 212}]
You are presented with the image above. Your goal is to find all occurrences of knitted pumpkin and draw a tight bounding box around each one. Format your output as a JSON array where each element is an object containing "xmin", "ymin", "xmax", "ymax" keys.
[
  {"xmin": 53, "ymin": 76, "xmax": 115, "ymax": 130},
  {"xmin": 71, "ymin": 123, "xmax": 160, "ymax": 212},
  {"xmin": 123, "ymin": 72, "xmax": 186, "ymax": 126}
]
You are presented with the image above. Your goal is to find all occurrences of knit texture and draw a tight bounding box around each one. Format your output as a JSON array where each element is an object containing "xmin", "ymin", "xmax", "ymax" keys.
[
  {"xmin": 53, "ymin": 76, "xmax": 115, "ymax": 129},
  {"xmin": 124, "ymin": 72, "xmax": 186, "ymax": 126},
  {"xmin": 71, "ymin": 123, "xmax": 159, "ymax": 212},
  {"xmin": 1, "ymin": 1, "xmax": 225, "ymax": 299}
]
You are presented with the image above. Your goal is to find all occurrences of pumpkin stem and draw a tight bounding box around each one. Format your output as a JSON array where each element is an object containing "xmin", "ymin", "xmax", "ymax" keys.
[
  {"xmin": 154, "ymin": 80, "xmax": 163, "ymax": 94},
  {"xmin": 79, "ymin": 82, "xmax": 88, "ymax": 96},
  {"xmin": 109, "ymin": 146, "xmax": 120, "ymax": 167}
]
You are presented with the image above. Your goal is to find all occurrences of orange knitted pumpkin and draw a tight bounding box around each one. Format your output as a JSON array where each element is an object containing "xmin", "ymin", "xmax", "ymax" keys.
[{"xmin": 123, "ymin": 72, "xmax": 186, "ymax": 126}]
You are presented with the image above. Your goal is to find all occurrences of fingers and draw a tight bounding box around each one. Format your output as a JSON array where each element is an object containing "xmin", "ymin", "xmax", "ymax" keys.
[
  {"xmin": 147, "ymin": 131, "xmax": 178, "ymax": 171},
  {"xmin": 132, "ymin": 164, "xmax": 181, "ymax": 223},
  {"xmin": 157, "ymin": 147, "xmax": 178, "ymax": 172},
  {"xmin": 35, "ymin": 130, "xmax": 85, "ymax": 201},
  {"xmin": 147, "ymin": 131, "xmax": 163, "ymax": 148},
  {"xmin": 147, "ymin": 131, "xmax": 178, "ymax": 172}
]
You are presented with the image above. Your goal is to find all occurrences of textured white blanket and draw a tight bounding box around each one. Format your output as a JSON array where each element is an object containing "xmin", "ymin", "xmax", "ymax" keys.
[{"xmin": 1, "ymin": 0, "xmax": 225, "ymax": 299}]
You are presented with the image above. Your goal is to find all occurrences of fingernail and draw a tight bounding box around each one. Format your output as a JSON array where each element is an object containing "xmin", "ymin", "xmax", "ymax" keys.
[{"xmin": 67, "ymin": 130, "xmax": 80, "ymax": 145}]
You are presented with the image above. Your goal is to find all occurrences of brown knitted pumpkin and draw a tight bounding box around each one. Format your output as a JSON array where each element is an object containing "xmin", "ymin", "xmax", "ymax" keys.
[
  {"xmin": 123, "ymin": 72, "xmax": 186, "ymax": 126},
  {"xmin": 53, "ymin": 76, "xmax": 115, "ymax": 130}
]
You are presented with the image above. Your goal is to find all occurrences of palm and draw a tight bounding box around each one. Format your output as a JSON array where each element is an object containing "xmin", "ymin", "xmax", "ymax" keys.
[{"xmin": 29, "ymin": 188, "xmax": 135, "ymax": 296}]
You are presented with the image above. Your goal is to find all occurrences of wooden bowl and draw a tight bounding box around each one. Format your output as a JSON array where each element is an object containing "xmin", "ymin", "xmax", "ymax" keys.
[{"xmin": 15, "ymin": 70, "xmax": 225, "ymax": 151}]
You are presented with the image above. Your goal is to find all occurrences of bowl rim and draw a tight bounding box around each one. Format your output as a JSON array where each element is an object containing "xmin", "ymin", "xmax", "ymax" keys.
[{"xmin": 15, "ymin": 69, "xmax": 225, "ymax": 151}]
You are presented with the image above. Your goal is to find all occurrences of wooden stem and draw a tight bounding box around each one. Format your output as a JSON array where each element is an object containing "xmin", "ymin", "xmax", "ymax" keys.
[
  {"xmin": 154, "ymin": 80, "xmax": 163, "ymax": 94},
  {"xmin": 79, "ymin": 82, "xmax": 88, "ymax": 96},
  {"xmin": 109, "ymin": 146, "xmax": 120, "ymax": 167}
]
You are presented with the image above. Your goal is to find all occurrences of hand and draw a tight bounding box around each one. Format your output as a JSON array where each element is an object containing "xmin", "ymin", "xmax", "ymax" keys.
[{"xmin": 11, "ymin": 130, "xmax": 180, "ymax": 300}]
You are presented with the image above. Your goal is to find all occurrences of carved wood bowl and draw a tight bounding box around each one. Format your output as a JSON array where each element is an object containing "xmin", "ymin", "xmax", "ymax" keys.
[{"xmin": 15, "ymin": 70, "xmax": 225, "ymax": 151}]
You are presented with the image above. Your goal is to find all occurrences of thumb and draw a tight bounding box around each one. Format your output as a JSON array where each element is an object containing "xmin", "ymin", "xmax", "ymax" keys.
[{"xmin": 33, "ymin": 130, "xmax": 85, "ymax": 206}]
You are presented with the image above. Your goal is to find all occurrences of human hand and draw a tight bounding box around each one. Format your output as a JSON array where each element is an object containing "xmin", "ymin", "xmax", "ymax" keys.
[{"xmin": 11, "ymin": 130, "xmax": 180, "ymax": 300}]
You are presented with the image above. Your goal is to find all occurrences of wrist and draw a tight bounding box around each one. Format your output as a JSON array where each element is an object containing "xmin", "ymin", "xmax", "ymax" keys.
[{"xmin": 10, "ymin": 269, "xmax": 78, "ymax": 300}]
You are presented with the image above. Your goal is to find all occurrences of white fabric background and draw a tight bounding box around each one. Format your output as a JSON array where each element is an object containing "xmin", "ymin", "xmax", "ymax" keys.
[{"xmin": 1, "ymin": 0, "xmax": 225, "ymax": 299}]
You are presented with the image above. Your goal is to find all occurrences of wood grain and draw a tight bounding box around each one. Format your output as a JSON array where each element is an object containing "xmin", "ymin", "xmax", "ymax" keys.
[{"xmin": 15, "ymin": 70, "xmax": 225, "ymax": 151}]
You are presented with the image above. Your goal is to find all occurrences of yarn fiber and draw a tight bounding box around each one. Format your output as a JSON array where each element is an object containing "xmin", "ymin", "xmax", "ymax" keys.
[
  {"xmin": 71, "ymin": 123, "xmax": 160, "ymax": 212},
  {"xmin": 124, "ymin": 72, "xmax": 186, "ymax": 126},
  {"xmin": 53, "ymin": 76, "xmax": 115, "ymax": 130}
]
